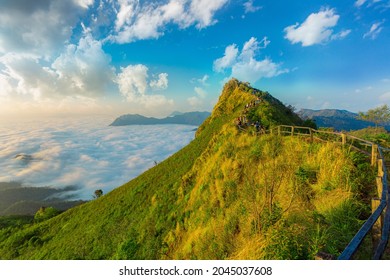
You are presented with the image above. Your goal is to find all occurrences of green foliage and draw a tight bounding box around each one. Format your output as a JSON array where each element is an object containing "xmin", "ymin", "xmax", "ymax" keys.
[
  {"xmin": 321, "ymin": 200, "xmax": 366, "ymax": 256},
  {"xmin": 94, "ymin": 189, "xmax": 103, "ymax": 199},
  {"xmin": 34, "ymin": 207, "xmax": 60, "ymax": 223},
  {"xmin": 358, "ymin": 104, "xmax": 390, "ymax": 128},
  {"xmin": 349, "ymin": 126, "xmax": 390, "ymax": 147},
  {"xmin": 259, "ymin": 203, "xmax": 283, "ymax": 232},
  {"xmin": 263, "ymin": 221, "xmax": 312, "ymax": 259},
  {"xmin": 294, "ymin": 166, "xmax": 316, "ymax": 203},
  {"xmin": 302, "ymin": 119, "xmax": 317, "ymax": 129},
  {"xmin": 0, "ymin": 216, "xmax": 34, "ymax": 244}
]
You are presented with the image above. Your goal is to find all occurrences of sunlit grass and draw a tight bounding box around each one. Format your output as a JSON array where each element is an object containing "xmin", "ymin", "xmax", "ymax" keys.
[{"xmin": 0, "ymin": 79, "xmax": 377, "ymax": 260}]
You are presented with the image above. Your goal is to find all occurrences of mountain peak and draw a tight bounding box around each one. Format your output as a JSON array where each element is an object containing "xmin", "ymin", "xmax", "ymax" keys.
[{"xmin": 203, "ymin": 78, "xmax": 304, "ymax": 129}]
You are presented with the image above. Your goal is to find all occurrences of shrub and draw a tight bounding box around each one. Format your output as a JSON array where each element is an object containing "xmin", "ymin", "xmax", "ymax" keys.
[{"xmin": 34, "ymin": 207, "xmax": 60, "ymax": 223}]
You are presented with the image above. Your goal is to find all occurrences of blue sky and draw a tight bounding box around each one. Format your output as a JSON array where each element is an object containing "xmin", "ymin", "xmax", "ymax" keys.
[{"xmin": 0, "ymin": 0, "xmax": 390, "ymax": 118}]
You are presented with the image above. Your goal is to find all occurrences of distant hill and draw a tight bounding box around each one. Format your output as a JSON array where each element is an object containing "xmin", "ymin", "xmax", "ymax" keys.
[
  {"xmin": 298, "ymin": 109, "xmax": 390, "ymax": 131},
  {"xmin": 110, "ymin": 111, "xmax": 210, "ymax": 126},
  {"xmin": 0, "ymin": 182, "xmax": 85, "ymax": 216}
]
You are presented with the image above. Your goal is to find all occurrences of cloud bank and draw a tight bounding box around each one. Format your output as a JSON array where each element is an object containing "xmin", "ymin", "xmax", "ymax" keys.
[{"xmin": 0, "ymin": 116, "xmax": 196, "ymax": 199}]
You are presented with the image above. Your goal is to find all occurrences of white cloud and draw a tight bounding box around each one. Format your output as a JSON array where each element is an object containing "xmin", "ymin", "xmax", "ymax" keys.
[
  {"xmin": 74, "ymin": 0, "xmax": 95, "ymax": 9},
  {"xmin": 0, "ymin": 0, "xmax": 90, "ymax": 57},
  {"xmin": 187, "ymin": 86, "xmax": 207, "ymax": 107},
  {"xmin": 0, "ymin": 117, "xmax": 196, "ymax": 199},
  {"xmin": 117, "ymin": 64, "xmax": 149, "ymax": 101},
  {"xmin": 0, "ymin": 34, "xmax": 115, "ymax": 100},
  {"xmin": 0, "ymin": 32, "xmax": 173, "ymax": 114},
  {"xmin": 354, "ymin": 0, "xmax": 383, "ymax": 8},
  {"xmin": 0, "ymin": 73, "xmax": 13, "ymax": 99},
  {"xmin": 213, "ymin": 44, "xmax": 239, "ymax": 72},
  {"xmin": 232, "ymin": 58, "xmax": 289, "ymax": 83},
  {"xmin": 355, "ymin": 0, "xmax": 368, "ymax": 7},
  {"xmin": 190, "ymin": 74, "xmax": 209, "ymax": 86},
  {"xmin": 112, "ymin": 0, "xmax": 228, "ymax": 43},
  {"xmin": 189, "ymin": 0, "xmax": 228, "ymax": 29},
  {"xmin": 240, "ymin": 37, "xmax": 269, "ymax": 61},
  {"xmin": 331, "ymin": 29, "xmax": 352, "ymax": 40},
  {"xmin": 115, "ymin": 0, "xmax": 137, "ymax": 32},
  {"xmin": 194, "ymin": 87, "xmax": 207, "ymax": 98},
  {"xmin": 51, "ymin": 34, "xmax": 115, "ymax": 97},
  {"xmin": 284, "ymin": 8, "xmax": 342, "ymax": 46},
  {"xmin": 213, "ymin": 37, "xmax": 288, "ymax": 84},
  {"xmin": 150, "ymin": 73, "xmax": 169, "ymax": 90},
  {"xmin": 188, "ymin": 96, "xmax": 203, "ymax": 107},
  {"xmin": 116, "ymin": 64, "xmax": 173, "ymax": 108},
  {"xmin": 363, "ymin": 21, "xmax": 384, "ymax": 39},
  {"xmin": 243, "ymin": 0, "xmax": 262, "ymax": 14},
  {"xmin": 200, "ymin": 75, "xmax": 209, "ymax": 85}
]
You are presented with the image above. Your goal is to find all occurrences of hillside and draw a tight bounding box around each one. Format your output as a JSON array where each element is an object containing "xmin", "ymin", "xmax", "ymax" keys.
[
  {"xmin": 110, "ymin": 111, "xmax": 210, "ymax": 126},
  {"xmin": 298, "ymin": 109, "xmax": 390, "ymax": 131},
  {"xmin": 0, "ymin": 79, "xmax": 375, "ymax": 259}
]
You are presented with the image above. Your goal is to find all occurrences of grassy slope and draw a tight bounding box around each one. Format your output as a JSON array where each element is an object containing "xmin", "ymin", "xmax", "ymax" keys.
[
  {"xmin": 0, "ymin": 79, "xmax": 250, "ymax": 259},
  {"xmin": 0, "ymin": 79, "xmax": 375, "ymax": 259}
]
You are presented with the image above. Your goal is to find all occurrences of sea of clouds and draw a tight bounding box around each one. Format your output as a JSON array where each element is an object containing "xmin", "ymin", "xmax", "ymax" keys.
[{"xmin": 0, "ymin": 116, "xmax": 196, "ymax": 199}]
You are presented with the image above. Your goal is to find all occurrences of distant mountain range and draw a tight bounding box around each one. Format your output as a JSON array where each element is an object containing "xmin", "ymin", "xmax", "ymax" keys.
[
  {"xmin": 298, "ymin": 109, "xmax": 390, "ymax": 131},
  {"xmin": 110, "ymin": 111, "xmax": 210, "ymax": 126},
  {"xmin": 0, "ymin": 182, "xmax": 85, "ymax": 216}
]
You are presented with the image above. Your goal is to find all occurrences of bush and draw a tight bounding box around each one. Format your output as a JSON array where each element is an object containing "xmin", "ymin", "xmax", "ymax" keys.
[{"xmin": 34, "ymin": 207, "xmax": 60, "ymax": 223}]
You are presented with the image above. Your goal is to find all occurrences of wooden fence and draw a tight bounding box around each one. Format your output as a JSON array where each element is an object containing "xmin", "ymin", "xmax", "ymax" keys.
[{"xmin": 241, "ymin": 124, "xmax": 389, "ymax": 259}]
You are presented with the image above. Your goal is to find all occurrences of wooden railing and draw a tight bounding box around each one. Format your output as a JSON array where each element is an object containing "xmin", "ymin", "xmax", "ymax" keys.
[{"xmin": 240, "ymin": 124, "xmax": 390, "ymax": 259}]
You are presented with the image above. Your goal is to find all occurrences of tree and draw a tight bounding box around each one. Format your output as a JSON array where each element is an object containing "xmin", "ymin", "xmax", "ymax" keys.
[
  {"xmin": 94, "ymin": 189, "xmax": 103, "ymax": 199},
  {"xmin": 358, "ymin": 105, "xmax": 390, "ymax": 129}
]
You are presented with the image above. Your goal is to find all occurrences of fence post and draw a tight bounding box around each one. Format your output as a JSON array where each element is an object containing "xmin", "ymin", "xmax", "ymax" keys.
[
  {"xmin": 341, "ymin": 133, "xmax": 346, "ymax": 145},
  {"xmin": 278, "ymin": 126, "xmax": 281, "ymax": 136},
  {"xmin": 371, "ymin": 198, "xmax": 382, "ymax": 251},
  {"xmin": 376, "ymin": 176, "xmax": 383, "ymax": 198},
  {"xmin": 378, "ymin": 159, "xmax": 384, "ymax": 178},
  {"xmin": 310, "ymin": 129, "xmax": 313, "ymax": 143},
  {"xmin": 291, "ymin": 126, "xmax": 295, "ymax": 136},
  {"xmin": 372, "ymin": 145, "xmax": 378, "ymax": 166}
]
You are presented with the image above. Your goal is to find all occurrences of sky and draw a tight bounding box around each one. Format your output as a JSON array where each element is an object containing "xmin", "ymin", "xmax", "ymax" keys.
[
  {"xmin": 0, "ymin": 0, "xmax": 390, "ymax": 118},
  {"xmin": 0, "ymin": 116, "xmax": 196, "ymax": 199}
]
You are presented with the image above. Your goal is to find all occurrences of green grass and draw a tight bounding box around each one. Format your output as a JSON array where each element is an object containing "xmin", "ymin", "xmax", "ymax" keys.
[{"xmin": 0, "ymin": 79, "xmax": 376, "ymax": 259}]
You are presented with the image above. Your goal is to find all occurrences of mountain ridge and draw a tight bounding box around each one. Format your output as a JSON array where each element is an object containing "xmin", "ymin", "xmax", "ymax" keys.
[
  {"xmin": 110, "ymin": 111, "xmax": 210, "ymax": 126},
  {"xmin": 298, "ymin": 108, "xmax": 390, "ymax": 131}
]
